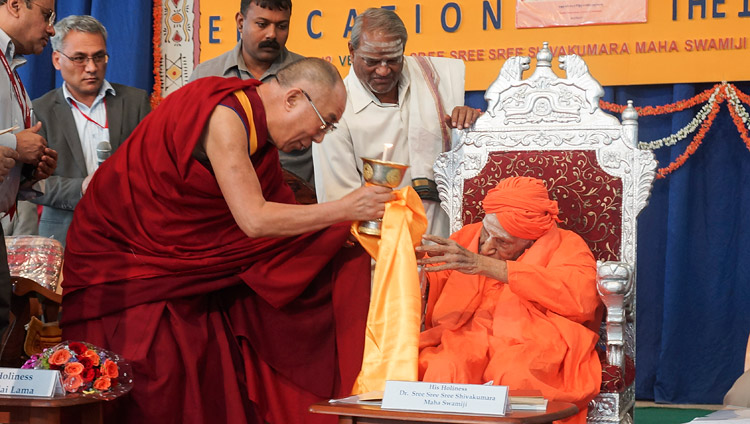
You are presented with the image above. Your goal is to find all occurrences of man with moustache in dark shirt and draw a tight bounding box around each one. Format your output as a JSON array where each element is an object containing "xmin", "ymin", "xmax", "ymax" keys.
[{"xmin": 189, "ymin": 0, "xmax": 312, "ymax": 186}]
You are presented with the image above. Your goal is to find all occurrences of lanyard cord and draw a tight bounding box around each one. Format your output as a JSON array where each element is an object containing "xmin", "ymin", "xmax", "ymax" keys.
[
  {"xmin": 0, "ymin": 53, "xmax": 31, "ymax": 129},
  {"xmin": 71, "ymin": 98, "xmax": 108, "ymax": 129}
]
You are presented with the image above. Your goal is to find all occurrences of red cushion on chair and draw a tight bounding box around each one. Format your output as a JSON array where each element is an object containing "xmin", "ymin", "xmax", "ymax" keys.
[
  {"xmin": 462, "ymin": 150, "xmax": 631, "ymax": 394},
  {"xmin": 600, "ymin": 355, "xmax": 636, "ymax": 393},
  {"xmin": 461, "ymin": 150, "xmax": 623, "ymax": 262}
]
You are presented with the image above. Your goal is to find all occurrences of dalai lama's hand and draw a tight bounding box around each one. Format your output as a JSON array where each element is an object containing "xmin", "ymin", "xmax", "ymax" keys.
[
  {"xmin": 341, "ymin": 185, "xmax": 395, "ymax": 221},
  {"xmin": 416, "ymin": 234, "xmax": 509, "ymax": 282}
]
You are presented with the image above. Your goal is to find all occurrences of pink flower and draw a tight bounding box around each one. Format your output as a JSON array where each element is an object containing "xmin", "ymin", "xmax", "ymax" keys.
[{"xmin": 63, "ymin": 374, "xmax": 83, "ymax": 392}]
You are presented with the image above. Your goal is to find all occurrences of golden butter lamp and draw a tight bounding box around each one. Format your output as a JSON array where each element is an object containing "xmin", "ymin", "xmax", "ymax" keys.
[{"xmin": 357, "ymin": 157, "xmax": 409, "ymax": 236}]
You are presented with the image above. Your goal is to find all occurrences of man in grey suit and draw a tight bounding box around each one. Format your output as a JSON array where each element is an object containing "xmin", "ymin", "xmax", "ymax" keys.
[{"xmin": 31, "ymin": 15, "xmax": 150, "ymax": 246}]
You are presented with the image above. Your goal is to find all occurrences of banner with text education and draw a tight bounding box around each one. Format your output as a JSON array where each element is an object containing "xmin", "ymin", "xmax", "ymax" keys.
[{"xmin": 197, "ymin": 1, "xmax": 750, "ymax": 90}]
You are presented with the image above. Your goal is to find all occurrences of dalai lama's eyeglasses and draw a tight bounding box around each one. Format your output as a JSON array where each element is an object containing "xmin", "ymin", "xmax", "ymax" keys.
[{"xmin": 299, "ymin": 88, "xmax": 337, "ymax": 134}]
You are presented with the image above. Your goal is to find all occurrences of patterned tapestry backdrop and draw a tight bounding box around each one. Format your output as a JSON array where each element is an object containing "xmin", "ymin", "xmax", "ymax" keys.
[{"xmin": 13, "ymin": 0, "xmax": 750, "ymax": 407}]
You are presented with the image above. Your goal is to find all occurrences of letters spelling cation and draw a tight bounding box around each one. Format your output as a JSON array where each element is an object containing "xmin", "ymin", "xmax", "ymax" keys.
[
  {"xmin": 205, "ymin": 1, "xmax": 750, "ymax": 63},
  {"xmin": 205, "ymin": 0, "xmax": 750, "ymax": 45},
  {"xmin": 207, "ymin": 1, "xmax": 505, "ymax": 44}
]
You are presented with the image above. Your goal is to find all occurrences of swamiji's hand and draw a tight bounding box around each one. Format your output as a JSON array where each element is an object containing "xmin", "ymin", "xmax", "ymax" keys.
[
  {"xmin": 340, "ymin": 185, "xmax": 394, "ymax": 221},
  {"xmin": 417, "ymin": 234, "xmax": 484, "ymax": 274},
  {"xmin": 417, "ymin": 234, "xmax": 509, "ymax": 281}
]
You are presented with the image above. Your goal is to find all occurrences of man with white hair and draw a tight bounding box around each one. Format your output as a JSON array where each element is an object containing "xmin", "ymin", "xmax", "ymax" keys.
[{"xmin": 313, "ymin": 8, "xmax": 481, "ymax": 238}]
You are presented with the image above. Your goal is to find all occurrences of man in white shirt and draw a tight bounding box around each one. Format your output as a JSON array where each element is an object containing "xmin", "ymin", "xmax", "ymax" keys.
[
  {"xmin": 31, "ymin": 15, "xmax": 150, "ymax": 245},
  {"xmin": 313, "ymin": 8, "xmax": 480, "ymax": 237},
  {"xmin": 0, "ymin": 0, "xmax": 59, "ymax": 340}
]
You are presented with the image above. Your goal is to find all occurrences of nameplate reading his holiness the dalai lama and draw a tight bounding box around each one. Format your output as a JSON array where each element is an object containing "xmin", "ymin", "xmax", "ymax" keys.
[
  {"xmin": 0, "ymin": 367, "xmax": 65, "ymax": 398},
  {"xmin": 381, "ymin": 380, "xmax": 509, "ymax": 416}
]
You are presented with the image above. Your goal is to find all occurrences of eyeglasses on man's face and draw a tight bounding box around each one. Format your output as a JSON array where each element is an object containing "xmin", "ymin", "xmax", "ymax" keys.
[
  {"xmin": 299, "ymin": 88, "xmax": 337, "ymax": 134},
  {"xmin": 58, "ymin": 51, "xmax": 109, "ymax": 67},
  {"xmin": 30, "ymin": 1, "xmax": 55, "ymax": 27}
]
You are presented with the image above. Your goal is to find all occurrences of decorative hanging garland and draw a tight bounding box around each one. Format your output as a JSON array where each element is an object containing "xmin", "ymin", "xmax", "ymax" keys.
[
  {"xmin": 656, "ymin": 93, "xmax": 723, "ymax": 178},
  {"xmin": 731, "ymin": 83, "xmax": 750, "ymax": 105},
  {"xmin": 637, "ymin": 87, "xmax": 720, "ymax": 151},
  {"xmin": 600, "ymin": 82, "xmax": 750, "ymax": 179},
  {"xmin": 600, "ymin": 86, "xmax": 717, "ymax": 117},
  {"xmin": 726, "ymin": 84, "xmax": 750, "ymax": 149},
  {"xmin": 150, "ymin": 0, "xmax": 163, "ymax": 109}
]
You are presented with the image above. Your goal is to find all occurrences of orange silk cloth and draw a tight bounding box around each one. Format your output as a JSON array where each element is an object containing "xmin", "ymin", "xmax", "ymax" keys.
[
  {"xmin": 419, "ymin": 223, "xmax": 602, "ymax": 424},
  {"xmin": 351, "ymin": 186, "xmax": 428, "ymax": 393}
]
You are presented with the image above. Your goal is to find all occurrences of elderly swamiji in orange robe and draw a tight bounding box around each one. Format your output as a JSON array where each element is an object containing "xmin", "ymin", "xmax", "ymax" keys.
[{"xmin": 417, "ymin": 177, "xmax": 603, "ymax": 424}]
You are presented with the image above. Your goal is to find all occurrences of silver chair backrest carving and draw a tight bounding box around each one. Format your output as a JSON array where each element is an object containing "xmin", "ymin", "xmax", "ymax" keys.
[{"xmin": 433, "ymin": 42, "xmax": 657, "ymax": 424}]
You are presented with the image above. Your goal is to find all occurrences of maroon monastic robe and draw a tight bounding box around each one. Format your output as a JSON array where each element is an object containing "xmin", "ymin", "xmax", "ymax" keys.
[{"xmin": 61, "ymin": 77, "xmax": 370, "ymax": 424}]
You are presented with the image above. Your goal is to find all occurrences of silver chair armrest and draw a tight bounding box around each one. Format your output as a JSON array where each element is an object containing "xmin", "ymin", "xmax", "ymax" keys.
[{"xmin": 596, "ymin": 261, "xmax": 634, "ymax": 369}]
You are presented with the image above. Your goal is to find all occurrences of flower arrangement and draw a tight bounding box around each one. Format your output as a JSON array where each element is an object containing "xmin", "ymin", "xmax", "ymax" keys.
[{"xmin": 22, "ymin": 341, "xmax": 133, "ymax": 399}]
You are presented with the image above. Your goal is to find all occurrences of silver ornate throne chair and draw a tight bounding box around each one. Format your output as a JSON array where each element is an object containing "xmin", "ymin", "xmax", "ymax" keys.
[{"xmin": 433, "ymin": 43, "xmax": 657, "ymax": 424}]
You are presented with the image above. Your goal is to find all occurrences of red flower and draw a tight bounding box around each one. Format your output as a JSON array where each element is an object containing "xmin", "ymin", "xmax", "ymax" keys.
[
  {"xmin": 68, "ymin": 342, "xmax": 88, "ymax": 355},
  {"xmin": 78, "ymin": 357, "xmax": 93, "ymax": 369},
  {"xmin": 81, "ymin": 368, "xmax": 96, "ymax": 383}
]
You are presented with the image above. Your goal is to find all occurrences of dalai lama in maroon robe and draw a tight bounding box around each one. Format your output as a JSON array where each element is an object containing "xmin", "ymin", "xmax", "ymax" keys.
[{"xmin": 60, "ymin": 58, "xmax": 393, "ymax": 424}]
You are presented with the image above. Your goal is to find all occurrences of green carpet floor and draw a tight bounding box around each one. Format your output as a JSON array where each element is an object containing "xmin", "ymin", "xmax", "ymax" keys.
[{"xmin": 635, "ymin": 407, "xmax": 715, "ymax": 423}]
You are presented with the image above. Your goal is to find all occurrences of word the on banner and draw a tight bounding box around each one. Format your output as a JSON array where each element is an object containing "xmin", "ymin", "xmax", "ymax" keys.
[
  {"xmin": 381, "ymin": 380, "xmax": 509, "ymax": 416},
  {"xmin": 516, "ymin": 0, "xmax": 647, "ymax": 28},
  {"xmin": 0, "ymin": 367, "xmax": 64, "ymax": 398}
]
